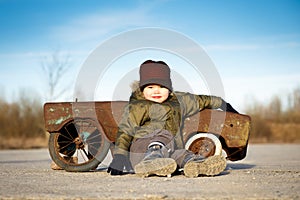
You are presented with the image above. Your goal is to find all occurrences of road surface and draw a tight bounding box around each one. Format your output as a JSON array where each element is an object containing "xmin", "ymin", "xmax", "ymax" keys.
[{"xmin": 0, "ymin": 144, "xmax": 299, "ymax": 199}]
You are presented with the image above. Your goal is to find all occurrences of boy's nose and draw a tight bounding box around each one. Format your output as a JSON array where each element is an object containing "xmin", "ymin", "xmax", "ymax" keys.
[{"xmin": 153, "ymin": 87, "xmax": 160, "ymax": 93}]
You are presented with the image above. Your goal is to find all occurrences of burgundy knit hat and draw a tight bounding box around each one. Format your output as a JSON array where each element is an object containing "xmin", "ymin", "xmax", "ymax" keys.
[{"xmin": 139, "ymin": 60, "xmax": 173, "ymax": 91}]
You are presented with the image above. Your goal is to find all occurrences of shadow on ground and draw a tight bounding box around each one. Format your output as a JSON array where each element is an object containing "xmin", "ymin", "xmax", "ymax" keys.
[{"xmin": 227, "ymin": 163, "xmax": 256, "ymax": 170}]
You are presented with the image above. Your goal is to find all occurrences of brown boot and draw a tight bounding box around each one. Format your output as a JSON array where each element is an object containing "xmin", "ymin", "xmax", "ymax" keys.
[
  {"xmin": 134, "ymin": 144, "xmax": 177, "ymax": 177},
  {"xmin": 183, "ymin": 155, "xmax": 226, "ymax": 178}
]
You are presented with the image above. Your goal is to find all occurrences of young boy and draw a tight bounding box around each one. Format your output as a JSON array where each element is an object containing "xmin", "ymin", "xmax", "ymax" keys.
[{"xmin": 107, "ymin": 60, "xmax": 238, "ymax": 178}]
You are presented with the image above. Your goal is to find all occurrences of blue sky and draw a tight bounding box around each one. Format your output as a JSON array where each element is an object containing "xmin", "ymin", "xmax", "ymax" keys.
[{"xmin": 0, "ymin": 0, "xmax": 299, "ymax": 112}]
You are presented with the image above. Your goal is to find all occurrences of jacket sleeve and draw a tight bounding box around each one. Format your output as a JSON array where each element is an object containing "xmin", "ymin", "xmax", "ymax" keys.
[
  {"xmin": 114, "ymin": 103, "xmax": 147, "ymax": 156},
  {"xmin": 177, "ymin": 92, "xmax": 223, "ymax": 117}
]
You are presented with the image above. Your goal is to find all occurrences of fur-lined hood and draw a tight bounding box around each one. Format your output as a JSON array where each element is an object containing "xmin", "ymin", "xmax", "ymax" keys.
[{"xmin": 129, "ymin": 80, "xmax": 145, "ymax": 101}]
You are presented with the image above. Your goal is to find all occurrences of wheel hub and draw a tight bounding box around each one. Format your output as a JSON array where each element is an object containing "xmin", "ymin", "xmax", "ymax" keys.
[
  {"xmin": 74, "ymin": 137, "xmax": 85, "ymax": 149},
  {"xmin": 189, "ymin": 137, "xmax": 216, "ymax": 157}
]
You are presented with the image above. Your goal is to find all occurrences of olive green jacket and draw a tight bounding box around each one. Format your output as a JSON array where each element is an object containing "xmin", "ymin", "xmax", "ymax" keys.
[{"xmin": 114, "ymin": 89, "xmax": 223, "ymax": 156}]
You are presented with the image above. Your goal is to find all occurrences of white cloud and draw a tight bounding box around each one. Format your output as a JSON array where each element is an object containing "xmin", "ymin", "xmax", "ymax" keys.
[
  {"xmin": 205, "ymin": 41, "xmax": 300, "ymax": 51},
  {"xmin": 51, "ymin": 9, "xmax": 156, "ymax": 43}
]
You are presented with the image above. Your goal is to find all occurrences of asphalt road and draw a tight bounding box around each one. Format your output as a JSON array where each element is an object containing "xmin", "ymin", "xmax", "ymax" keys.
[{"xmin": 0, "ymin": 144, "xmax": 299, "ymax": 200}]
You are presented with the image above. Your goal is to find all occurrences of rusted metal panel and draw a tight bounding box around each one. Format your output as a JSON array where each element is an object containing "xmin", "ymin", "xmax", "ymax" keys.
[
  {"xmin": 44, "ymin": 101, "xmax": 128, "ymax": 141},
  {"xmin": 220, "ymin": 112, "xmax": 251, "ymax": 148},
  {"xmin": 94, "ymin": 101, "xmax": 127, "ymax": 141},
  {"xmin": 183, "ymin": 109, "xmax": 251, "ymax": 148},
  {"xmin": 44, "ymin": 102, "xmax": 74, "ymax": 132}
]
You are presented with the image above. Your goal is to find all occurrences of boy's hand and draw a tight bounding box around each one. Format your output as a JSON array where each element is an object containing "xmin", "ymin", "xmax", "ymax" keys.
[
  {"xmin": 220, "ymin": 100, "xmax": 239, "ymax": 114},
  {"xmin": 107, "ymin": 154, "xmax": 130, "ymax": 175}
]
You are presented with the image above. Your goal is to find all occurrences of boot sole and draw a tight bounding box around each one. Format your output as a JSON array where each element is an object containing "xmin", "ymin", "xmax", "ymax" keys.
[
  {"xmin": 134, "ymin": 158, "xmax": 177, "ymax": 178},
  {"xmin": 183, "ymin": 155, "xmax": 226, "ymax": 178}
]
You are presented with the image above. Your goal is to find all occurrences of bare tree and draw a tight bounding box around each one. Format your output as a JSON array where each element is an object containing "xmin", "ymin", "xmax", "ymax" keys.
[
  {"xmin": 268, "ymin": 96, "xmax": 282, "ymax": 121},
  {"xmin": 41, "ymin": 51, "xmax": 73, "ymax": 101},
  {"xmin": 292, "ymin": 87, "xmax": 300, "ymax": 111}
]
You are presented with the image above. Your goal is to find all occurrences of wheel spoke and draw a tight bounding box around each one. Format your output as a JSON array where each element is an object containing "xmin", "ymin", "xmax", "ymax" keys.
[
  {"xmin": 56, "ymin": 141, "xmax": 75, "ymax": 153},
  {"xmin": 82, "ymin": 148, "xmax": 89, "ymax": 158},
  {"xmin": 59, "ymin": 129, "xmax": 73, "ymax": 141},
  {"xmin": 64, "ymin": 125, "xmax": 77, "ymax": 140},
  {"xmin": 87, "ymin": 143, "xmax": 100, "ymax": 154},
  {"xmin": 78, "ymin": 149, "xmax": 88, "ymax": 162},
  {"xmin": 86, "ymin": 130, "xmax": 101, "ymax": 141}
]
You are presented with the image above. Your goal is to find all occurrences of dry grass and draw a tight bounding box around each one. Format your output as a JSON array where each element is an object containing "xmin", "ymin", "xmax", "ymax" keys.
[
  {"xmin": 247, "ymin": 87, "xmax": 300, "ymax": 143},
  {"xmin": 268, "ymin": 122, "xmax": 300, "ymax": 143},
  {"xmin": 250, "ymin": 122, "xmax": 300, "ymax": 143},
  {"xmin": 0, "ymin": 135, "xmax": 48, "ymax": 149},
  {"xmin": 0, "ymin": 94, "xmax": 47, "ymax": 149},
  {"xmin": 0, "ymin": 87, "xmax": 299, "ymax": 149}
]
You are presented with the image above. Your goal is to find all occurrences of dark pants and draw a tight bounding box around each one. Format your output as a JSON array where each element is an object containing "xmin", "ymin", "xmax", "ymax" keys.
[{"xmin": 129, "ymin": 129, "xmax": 193, "ymax": 168}]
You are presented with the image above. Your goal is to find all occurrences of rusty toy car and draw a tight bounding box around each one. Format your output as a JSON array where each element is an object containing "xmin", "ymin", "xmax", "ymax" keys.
[{"xmin": 44, "ymin": 101, "xmax": 251, "ymax": 172}]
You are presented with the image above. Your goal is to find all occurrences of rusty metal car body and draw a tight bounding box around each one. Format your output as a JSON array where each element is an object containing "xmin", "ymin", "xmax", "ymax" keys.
[{"xmin": 44, "ymin": 101, "xmax": 251, "ymax": 172}]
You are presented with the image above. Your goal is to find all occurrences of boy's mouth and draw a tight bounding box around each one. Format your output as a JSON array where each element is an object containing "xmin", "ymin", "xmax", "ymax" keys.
[{"xmin": 152, "ymin": 96, "xmax": 162, "ymax": 99}]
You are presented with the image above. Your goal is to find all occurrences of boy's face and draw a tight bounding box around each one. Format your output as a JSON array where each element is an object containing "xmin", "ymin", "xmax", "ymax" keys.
[{"xmin": 142, "ymin": 84, "xmax": 169, "ymax": 103}]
